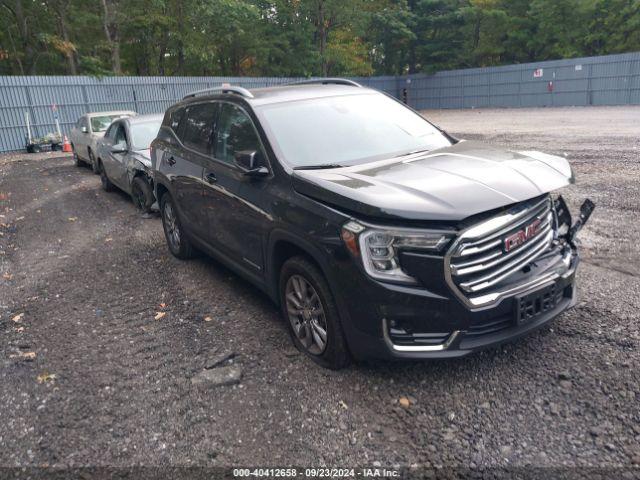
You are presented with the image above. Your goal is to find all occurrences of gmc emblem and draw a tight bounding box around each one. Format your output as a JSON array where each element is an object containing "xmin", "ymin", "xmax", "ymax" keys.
[{"xmin": 503, "ymin": 219, "xmax": 542, "ymax": 252}]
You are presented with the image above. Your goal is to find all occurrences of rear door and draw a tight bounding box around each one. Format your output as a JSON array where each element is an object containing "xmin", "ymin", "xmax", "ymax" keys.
[
  {"xmin": 77, "ymin": 117, "xmax": 91, "ymax": 158},
  {"xmin": 165, "ymin": 102, "xmax": 217, "ymax": 241},
  {"xmin": 203, "ymin": 102, "xmax": 270, "ymax": 274}
]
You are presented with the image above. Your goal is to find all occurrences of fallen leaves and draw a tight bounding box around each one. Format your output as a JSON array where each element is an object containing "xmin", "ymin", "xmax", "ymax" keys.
[
  {"xmin": 12, "ymin": 312, "xmax": 24, "ymax": 322},
  {"xmin": 67, "ymin": 217, "xmax": 77, "ymax": 222},
  {"xmin": 204, "ymin": 316, "xmax": 213, "ymax": 322},
  {"xmin": 10, "ymin": 351, "xmax": 36, "ymax": 360},
  {"xmin": 37, "ymin": 373, "xmax": 56, "ymax": 384},
  {"xmin": 154, "ymin": 311, "xmax": 166, "ymax": 321},
  {"xmin": 3, "ymin": 272, "xmax": 13, "ymax": 280},
  {"xmin": 399, "ymin": 397, "xmax": 411, "ymax": 408}
]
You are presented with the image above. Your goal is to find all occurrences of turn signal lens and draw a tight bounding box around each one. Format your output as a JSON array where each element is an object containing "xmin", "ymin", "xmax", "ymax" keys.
[{"xmin": 341, "ymin": 228, "xmax": 359, "ymax": 256}]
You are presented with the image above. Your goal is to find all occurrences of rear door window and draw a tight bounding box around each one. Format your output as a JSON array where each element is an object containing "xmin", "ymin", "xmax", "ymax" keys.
[{"xmin": 181, "ymin": 103, "xmax": 217, "ymax": 155}]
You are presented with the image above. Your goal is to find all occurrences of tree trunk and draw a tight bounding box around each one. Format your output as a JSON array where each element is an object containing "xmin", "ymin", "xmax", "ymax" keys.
[
  {"xmin": 12, "ymin": 0, "xmax": 37, "ymax": 73},
  {"xmin": 57, "ymin": 6, "xmax": 77, "ymax": 74},
  {"xmin": 5, "ymin": 22, "xmax": 25, "ymax": 74},
  {"xmin": 175, "ymin": 0, "xmax": 185, "ymax": 74},
  {"xmin": 316, "ymin": 0, "xmax": 328, "ymax": 76},
  {"xmin": 101, "ymin": 0, "xmax": 121, "ymax": 74}
]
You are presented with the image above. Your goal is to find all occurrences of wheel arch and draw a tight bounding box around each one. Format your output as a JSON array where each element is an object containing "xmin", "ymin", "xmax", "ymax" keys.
[
  {"xmin": 267, "ymin": 230, "xmax": 335, "ymax": 306},
  {"xmin": 155, "ymin": 181, "xmax": 169, "ymax": 204}
]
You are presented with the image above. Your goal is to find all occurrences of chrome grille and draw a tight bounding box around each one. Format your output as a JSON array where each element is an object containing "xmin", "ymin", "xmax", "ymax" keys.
[{"xmin": 446, "ymin": 196, "xmax": 555, "ymax": 308}]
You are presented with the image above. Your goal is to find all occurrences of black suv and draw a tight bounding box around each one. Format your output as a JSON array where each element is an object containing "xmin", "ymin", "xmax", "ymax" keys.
[{"xmin": 151, "ymin": 80, "xmax": 593, "ymax": 369}]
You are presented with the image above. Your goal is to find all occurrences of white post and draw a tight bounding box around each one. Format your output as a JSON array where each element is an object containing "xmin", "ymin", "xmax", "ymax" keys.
[
  {"xmin": 54, "ymin": 118, "xmax": 62, "ymax": 138},
  {"xmin": 25, "ymin": 111, "xmax": 32, "ymax": 143}
]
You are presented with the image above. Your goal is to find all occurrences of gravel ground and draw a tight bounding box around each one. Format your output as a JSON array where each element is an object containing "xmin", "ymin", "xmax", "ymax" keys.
[{"xmin": 1, "ymin": 107, "xmax": 639, "ymax": 474}]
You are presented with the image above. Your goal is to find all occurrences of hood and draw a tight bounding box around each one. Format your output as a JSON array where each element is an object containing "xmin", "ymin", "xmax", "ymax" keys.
[
  {"xmin": 133, "ymin": 149, "xmax": 152, "ymax": 168},
  {"xmin": 292, "ymin": 140, "xmax": 573, "ymax": 222}
]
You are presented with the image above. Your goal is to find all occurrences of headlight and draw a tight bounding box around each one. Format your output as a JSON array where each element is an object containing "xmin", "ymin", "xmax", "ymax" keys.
[{"xmin": 341, "ymin": 221, "xmax": 452, "ymax": 285}]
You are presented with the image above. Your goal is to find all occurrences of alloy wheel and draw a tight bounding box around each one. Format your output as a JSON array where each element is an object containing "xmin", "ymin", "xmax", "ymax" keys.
[
  {"xmin": 163, "ymin": 201, "xmax": 181, "ymax": 250},
  {"xmin": 285, "ymin": 274, "xmax": 328, "ymax": 355}
]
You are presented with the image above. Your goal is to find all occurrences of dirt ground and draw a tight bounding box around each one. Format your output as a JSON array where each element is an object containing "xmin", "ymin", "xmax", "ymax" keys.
[{"xmin": 1, "ymin": 106, "xmax": 639, "ymax": 473}]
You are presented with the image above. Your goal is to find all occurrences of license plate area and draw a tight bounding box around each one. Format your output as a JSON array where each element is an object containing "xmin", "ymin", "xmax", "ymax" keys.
[{"xmin": 515, "ymin": 282, "xmax": 559, "ymax": 325}]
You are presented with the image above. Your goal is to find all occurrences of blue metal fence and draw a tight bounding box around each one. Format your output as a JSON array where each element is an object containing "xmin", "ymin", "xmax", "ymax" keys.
[
  {"xmin": 406, "ymin": 51, "xmax": 640, "ymax": 109},
  {"xmin": 0, "ymin": 52, "xmax": 638, "ymax": 153}
]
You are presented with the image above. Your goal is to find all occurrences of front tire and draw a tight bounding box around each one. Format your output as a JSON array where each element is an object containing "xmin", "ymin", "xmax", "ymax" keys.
[
  {"xmin": 131, "ymin": 176, "xmax": 154, "ymax": 213},
  {"xmin": 160, "ymin": 192, "xmax": 195, "ymax": 259},
  {"xmin": 99, "ymin": 162, "xmax": 114, "ymax": 192},
  {"xmin": 279, "ymin": 257, "xmax": 350, "ymax": 369}
]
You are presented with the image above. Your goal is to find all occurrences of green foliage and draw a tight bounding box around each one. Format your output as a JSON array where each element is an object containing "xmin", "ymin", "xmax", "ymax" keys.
[{"xmin": 0, "ymin": 0, "xmax": 638, "ymax": 76}]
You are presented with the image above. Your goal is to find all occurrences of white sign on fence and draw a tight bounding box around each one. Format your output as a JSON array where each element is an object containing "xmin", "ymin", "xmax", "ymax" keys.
[{"xmin": 533, "ymin": 68, "xmax": 544, "ymax": 78}]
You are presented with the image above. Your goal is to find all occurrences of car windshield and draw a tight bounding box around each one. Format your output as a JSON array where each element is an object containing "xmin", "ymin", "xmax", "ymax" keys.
[
  {"xmin": 129, "ymin": 120, "xmax": 162, "ymax": 150},
  {"xmin": 91, "ymin": 115, "xmax": 128, "ymax": 132},
  {"xmin": 256, "ymin": 93, "xmax": 452, "ymax": 167}
]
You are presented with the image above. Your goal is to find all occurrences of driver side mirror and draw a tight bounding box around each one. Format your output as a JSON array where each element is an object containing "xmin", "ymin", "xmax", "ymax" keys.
[
  {"xmin": 234, "ymin": 150, "xmax": 269, "ymax": 177},
  {"xmin": 81, "ymin": 126, "xmax": 88, "ymax": 133},
  {"xmin": 111, "ymin": 142, "xmax": 127, "ymax": 154}
]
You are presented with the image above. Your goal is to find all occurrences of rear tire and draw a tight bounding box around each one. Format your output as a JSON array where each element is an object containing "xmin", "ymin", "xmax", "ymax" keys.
[
  {"xmin": 160, "ymin": 192, "xmax": 195, "ymax": 259},
  {"xmin": 72, "ymin": 145, "xmax": 84, "ymax": 167},
  {"xmin": 279, "ymin": 256, "xmax": 350, "ymax": 370},
  {"xmin": 99, "ymin": 162, "xmax": 114, "ymax": 192},
  {"xmin": 131, "ymin": 176, "xmax": 154, "ymax": 213}
]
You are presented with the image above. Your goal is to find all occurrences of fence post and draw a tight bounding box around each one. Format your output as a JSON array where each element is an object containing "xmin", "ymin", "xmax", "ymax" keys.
[
  {"xmin": 587, "ymin": 64, "xmax": 593, "ymax": 106},
  {"xmin": 81, "ymin": 83, "xmax": 90, "ymax": 113},
  {"xmin": 132, "ymin": 85, "xmax": 139, "ymax": 112},
  {"xmin": 24, "ymin": 84, "xmax": 38, "ymax": 143}
]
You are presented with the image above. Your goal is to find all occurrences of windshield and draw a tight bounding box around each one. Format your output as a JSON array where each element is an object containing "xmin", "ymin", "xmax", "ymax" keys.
[
  {"xmin": 91, "ymin": 115, "xmax": 128, "ymax": 132},
  {"xmin": 129, "ymin": 120, "xmax": 162, "ymax": 150},
  {"xmin": 256, "ymin": 93, "xmax": 451, "ymax": 167}
]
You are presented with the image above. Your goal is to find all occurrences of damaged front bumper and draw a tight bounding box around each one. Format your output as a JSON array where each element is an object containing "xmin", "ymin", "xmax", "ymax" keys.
[{"xmin": 336, "ymin": 197, "xmax": 594, "ymax": 361}]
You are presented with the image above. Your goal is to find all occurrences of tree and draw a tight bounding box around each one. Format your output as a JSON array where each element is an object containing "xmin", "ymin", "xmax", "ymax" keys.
[{"xmin": 0, "ymin": 0, "xmax": 639, "ymax": 76}]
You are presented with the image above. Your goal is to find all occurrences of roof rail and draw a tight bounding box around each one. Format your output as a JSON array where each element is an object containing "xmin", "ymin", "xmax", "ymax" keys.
[
  {"xmin": 183, "ymin": 85, "xmax": 254, "ymax": 100},
  {"xmin": 288, "ymin": 78, "xmax": 363, "ymax": 88}
]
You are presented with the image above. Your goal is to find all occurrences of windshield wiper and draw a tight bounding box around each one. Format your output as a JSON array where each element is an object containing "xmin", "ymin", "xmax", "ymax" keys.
[{"xmin": 293, "ymin": 164, "xmax": 344, "ymax": 170}]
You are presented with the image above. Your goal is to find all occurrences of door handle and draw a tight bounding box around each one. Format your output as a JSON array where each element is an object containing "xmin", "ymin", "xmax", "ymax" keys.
[
  {"xmin": 205, "ymin": 172, "xmax": 217, "ymax": 184},
  {"xmin": 166, "ymin": 156, "xmax": 176, "ymax": 166}
]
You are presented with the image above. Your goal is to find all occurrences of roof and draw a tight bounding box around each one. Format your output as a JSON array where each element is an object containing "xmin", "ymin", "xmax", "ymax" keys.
[
  {"xmin": 180, "ymin": 83, "xmax": 378, "ymax": 108},
  {"xmin": 248, "ymin": 84, "xmax": 377, "ymax": 106},
  {"xmin": 124, "ymin": 114, "xmax": 163, "ymax": 125},
  {"xmin": 86, "ymin": 110, "xmax": 136, "ymax": 118}
]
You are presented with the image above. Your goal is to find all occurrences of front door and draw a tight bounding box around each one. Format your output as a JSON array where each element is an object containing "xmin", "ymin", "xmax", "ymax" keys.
[
  {"xmin": 103, "ymin": 122, "xmax": 130, "ymax": 191},
  {"xmin": 203, "ymin": 102, "xmax": 270, "ymax": 275}
]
